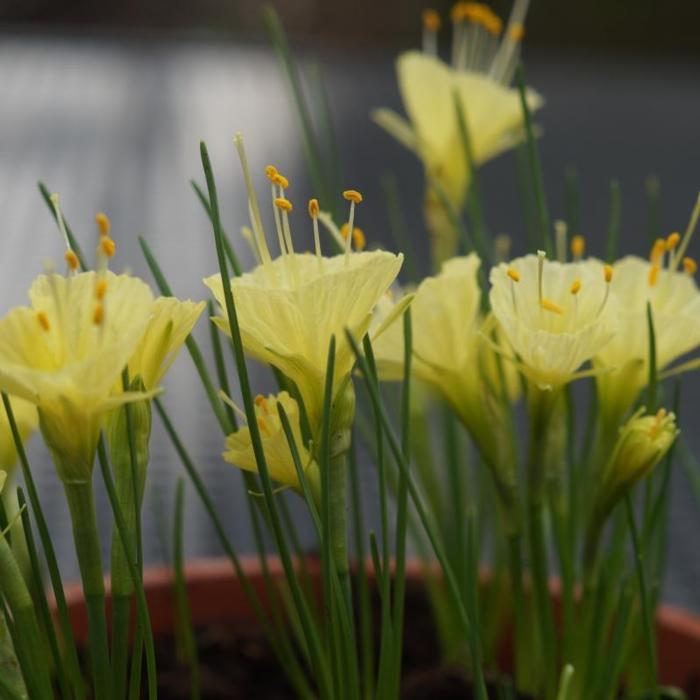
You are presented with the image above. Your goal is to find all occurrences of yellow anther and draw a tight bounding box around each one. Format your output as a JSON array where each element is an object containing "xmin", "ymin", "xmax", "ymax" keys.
[
  {"xmin": 666, "ymin": 231, "xmax": 681, "ymax": 250},
  {"xmin": 570, "ymin": 279, "xmax": 581, "ymax": 295},
  {"xmin": 95, "ymin": 212, "xmax": 110, "ymax": 237},
  {"xmin": 683, "ymin": 257, "xmax": 698, "ymax": 275},
  {"xmin": 341, "ymin": 224, "xmax": 366, "ymax": 251},
  {"xmin": 541, "ymin": 298, "xmax": 564, "ymax": 315},
  {"xmin": 648, "ymin": 264, "xmax": 660, "ymax": 287},
  {"xmin": 64, "ymin": 249, "xmax": 80, "ymax": 271},
  {"xmin": 274, "ymin": 197, "xmax": 293, "ymax": 212},
  {"xmin": 450, "ymin": 2, "xmax": 470, "ymax": 22},
  {"xmin": 422, "ymin": 8, "xmax": 441, "ymax": 31},
  {"xmin": 264, "ymin": 165, "xmax": 278, "ymax": 181},
  {"xmin": 507, "ymin": 23, "xmax": 525, "ymax": 41},
  {"xmin": 257, "ymin": 416, "xmax": 270, "ymax": 437},
  {"xmin": 481, "ymin": 9, "xmax": 503, "ymax": 35},
  {"xmin": 506, "ymin": 267, "xmax": 520, "ymax": 282},
  {"xmin": 273, "ymin": 173, "xmax": 289, "ymax": 189},
  {"xmin": 94, "ymin": 278, "xmax": 108, "ymax": 300},
  {"xmin": 603, "ymin": 264, "xmax": 613, "ymax": 283},
  {"xmin": 92, "ymin": 303, "xmax": 104, "ymax": 326},
  {"xmin": 36, "ymin": 311, "xmax": 50, "ymax": 332},
  {"xmin": 308, "ymin": 198, "xmax": 320, "ymax": 218},
  {"xmin": 650, "ymin": 238, "xmax": 666, "ymax": 263},
  {"xmin": 463, "ymin": 2, "xmax": 485, "ymax": 22},
  {"xmin": 571, "ymin": 235, "xmax": 585, "ymax": 258},
  {"xmin": 343, "ymin": 189, "xmax": 363, "ymax": 204},
  {"xmin": 100, "ymin": 236, "xmax": 116, "ymax": 258}
]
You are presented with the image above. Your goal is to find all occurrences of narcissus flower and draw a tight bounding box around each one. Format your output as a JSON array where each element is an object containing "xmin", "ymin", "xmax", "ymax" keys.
[
  {"xmin": 595, "ymin": 203, "xmax": 700, "ymax": 424},
  {"xmin": 126, "ymin": 297, "xmax": 205, "ymax": 391},
  {"xmin": 223, "ymin": 391, "xmax": 320, "ymax": 499},
  {"xmin": 0, "ymin": 270, "xmax": 155, "ymax": 482},
  {"xmin": 0, "ymin": 397, "xmax": 36, "ymax": 473},
  {"xmin": 372, "ymin": 255, "xmax": 520, "ymax": 522},
  {"xmin": 490, "ymin": 252, "xmax": 618, "ymax": 390},
  {"xmin": 373, "ymin": 0, "xmax": 542, "ymax": 261},
  {"xmin": 205, "ymin": 136, "xmax": 405, "ymax": 434}
]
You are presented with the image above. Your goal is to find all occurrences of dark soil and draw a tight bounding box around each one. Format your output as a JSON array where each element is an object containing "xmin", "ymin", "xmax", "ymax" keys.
[{"xmin": 151, "ymin": 580, "xmax": 529, "ymax": 699}]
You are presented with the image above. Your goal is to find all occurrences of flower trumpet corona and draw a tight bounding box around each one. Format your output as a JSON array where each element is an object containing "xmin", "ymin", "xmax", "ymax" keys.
[
  {"xmin": 489, "ymin": 252, "xmax": 618, "ymax": 391},
  {"xmin": 205, "ymin": 138, "xmax": 405, "ymax": 436},
  {"xmin": 595, "ymin": 198, "xmax": 700, "ymax": 427},
  {"xmin": 223, "ymin": 391, "xmax": 320, "ymax": 501},
  {"xmin": 372, "ymin": 254, "xmax": 520, "ymax": 527},
  {"xmin": 0, "ymin": 270, "xmax": 155, "ymax": 482},
  {"xmin": 373, "ymin": 0, "xmax": 543, "ymax": 262}
]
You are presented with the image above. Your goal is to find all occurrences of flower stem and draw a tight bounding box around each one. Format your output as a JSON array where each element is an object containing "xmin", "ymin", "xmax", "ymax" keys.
[
  {"xmin": 507, "ymin": 533, "xmax": 526, "ymax": 689},
  {"xmin": 64, "ymin": 481, "xmax": 112, "ymax": 700},
  {"xmin": 328, "ymin": 446, "xmax": 351, "ymax": 604}
]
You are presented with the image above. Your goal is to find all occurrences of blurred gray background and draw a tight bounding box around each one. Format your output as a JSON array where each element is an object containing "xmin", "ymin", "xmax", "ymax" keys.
[{"xmin": 0, "ymin": 1, "xmax": 699, "ymax": 610}]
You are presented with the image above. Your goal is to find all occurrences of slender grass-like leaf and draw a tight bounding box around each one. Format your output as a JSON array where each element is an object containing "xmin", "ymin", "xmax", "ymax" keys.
[
  {"xmin": 515, "ymin": 64, "xmax": 552, "ymax": 255},
  {"xmin": 605, "ymin": 180, "xmax": 622, "ymax": 262},
  {"xmin": 349, "ymin": 331, "xmax": 487, "ymax": 700},
  {"xmin": 173, "ymin": 479, "xmax": 201, "ymax": 700},
  {"xmin": 200, "ymin": 140, "xmax": 333, "ymax": 696},
  {"xmin": 16, "ymin": 488, "xmax": 72, "ymax": 700},
  {"xmin": 1, "ymin": 394, "xmax": 85, "ymax": 700},
  {"xmin": 555, "ymin": 665, "xmax": 575, "ymax": 700},
  {"xmin": 38, "ymin": 182, "xmax": 88, "ymax": 270}
]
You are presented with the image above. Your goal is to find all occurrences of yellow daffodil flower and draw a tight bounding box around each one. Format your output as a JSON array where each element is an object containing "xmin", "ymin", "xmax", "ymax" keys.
[
  {"xmin": 373, "ymin": 0, "xmax": 542, "ymax": 262},
  {"xmin": 0, "ymin": 397, "xmax": 36, "ymax": 473},
  {"xmin": 0, "ymin": 271, "xmax": 155, "ymax": 482},
  {"xmin": 205, "ymin": 136, "xmax": 405, "ymax": 435},
  {"xmin": 489, "ymin": 252, "xmax": 618, "ymax": 390},
  {"xmin": 223, "ymin": 391, "xmax": 320, "ymax": 500},
  {"xmin": 126, "ymin": 297, "xmax": 205, "ymax": 391},
  {"xmin": 595, "ymin": 253, "xmax": 700, "ymax": 427},
  {"xmin": 372, "ymin": 255, "xmax": 520, "ymax": 524}
]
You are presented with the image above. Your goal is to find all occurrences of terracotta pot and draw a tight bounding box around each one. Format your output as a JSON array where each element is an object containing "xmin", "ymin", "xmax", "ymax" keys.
[{"xmin": 60, "ymin": 557, "xmax": 700, "ymax": 692}]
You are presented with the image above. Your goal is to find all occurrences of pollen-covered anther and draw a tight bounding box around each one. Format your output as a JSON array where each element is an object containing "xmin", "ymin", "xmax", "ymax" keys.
[
  {"xmin": 666, "ymin": 232, "xmax": 681, "ymax": 251},
  {"xmin": 506, "ymin": 267, "xmax": 520, "ymax": 282},
  {"xmin": 450, "ymin": 2, "xmax": 469, "ymax": 22},
  {"xmin": 683, "ymin": 257, "xmax": 698, "ymax": 275},
  {"xmin": 273, "ymin": 173, "xmax": 289, "ymax": 189},
  {"xmin": 481, "ymin": 10, "xmax": 503, "ymax": 36},
  {"xmin": 264, "ymin": 165, "xmax": 278, "ymax": 182},
  {"xmin": 570, "ymin": 279, "xmax": 581, "ymax": 295},
  {"xmin": 100, "ymin": 236, "xmax": 116, "ymax": 258},
  {"xmin": 422, "ymin": 8, "xmax": 441, "ymax": 31},
  {"xmin": 650, "ymin": 238, "xmax": 666, "ymax": 263},
  {"xmin": 603, "ymin": 264, "xmax": 613, "ymax": 283},
  {"xmin": 341, "ymin": 224, "xmax": 366, "ymax": 251},
  {"xmin": 541, "ymin": 298, "xmax": 564, "ymax": 315},
  {"xmin": 64, "ymin": 249, "xmax": 80, "ymax": 271},
  {"xmin": 36, "ymin": 311, "xmax": 50, "ymax": 332},
  {"xmin": 274, "ymin": 197, "xmax": 293, "ymax": 212},
  {"xmin": 94, "ymin": 278, "xmax": 108, "ymax": 300},
  {"xmin": 507, "ymin": 23, "xmax": 525, "ymax": 41},
  {"xmin": 308, "ymin": 198, "xmax": 319, "ymax": 218},
  {"xmin": 571, "ymin": 235, "xmax": 585, "ymax": 259},
  {"xmin": 92, "ymin": 303, "xmax": 104, "ymax": 326},
  {"xmin": 95, "ymin": 212, "xmax": 110, "ymax": 237},
  {"xmin": 648, "ymin": 265, "xmax": 660, "ymax": 287},
  {"xmin": 343, "ymin": 189, "xmax": 363, "ymax": 204}
]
